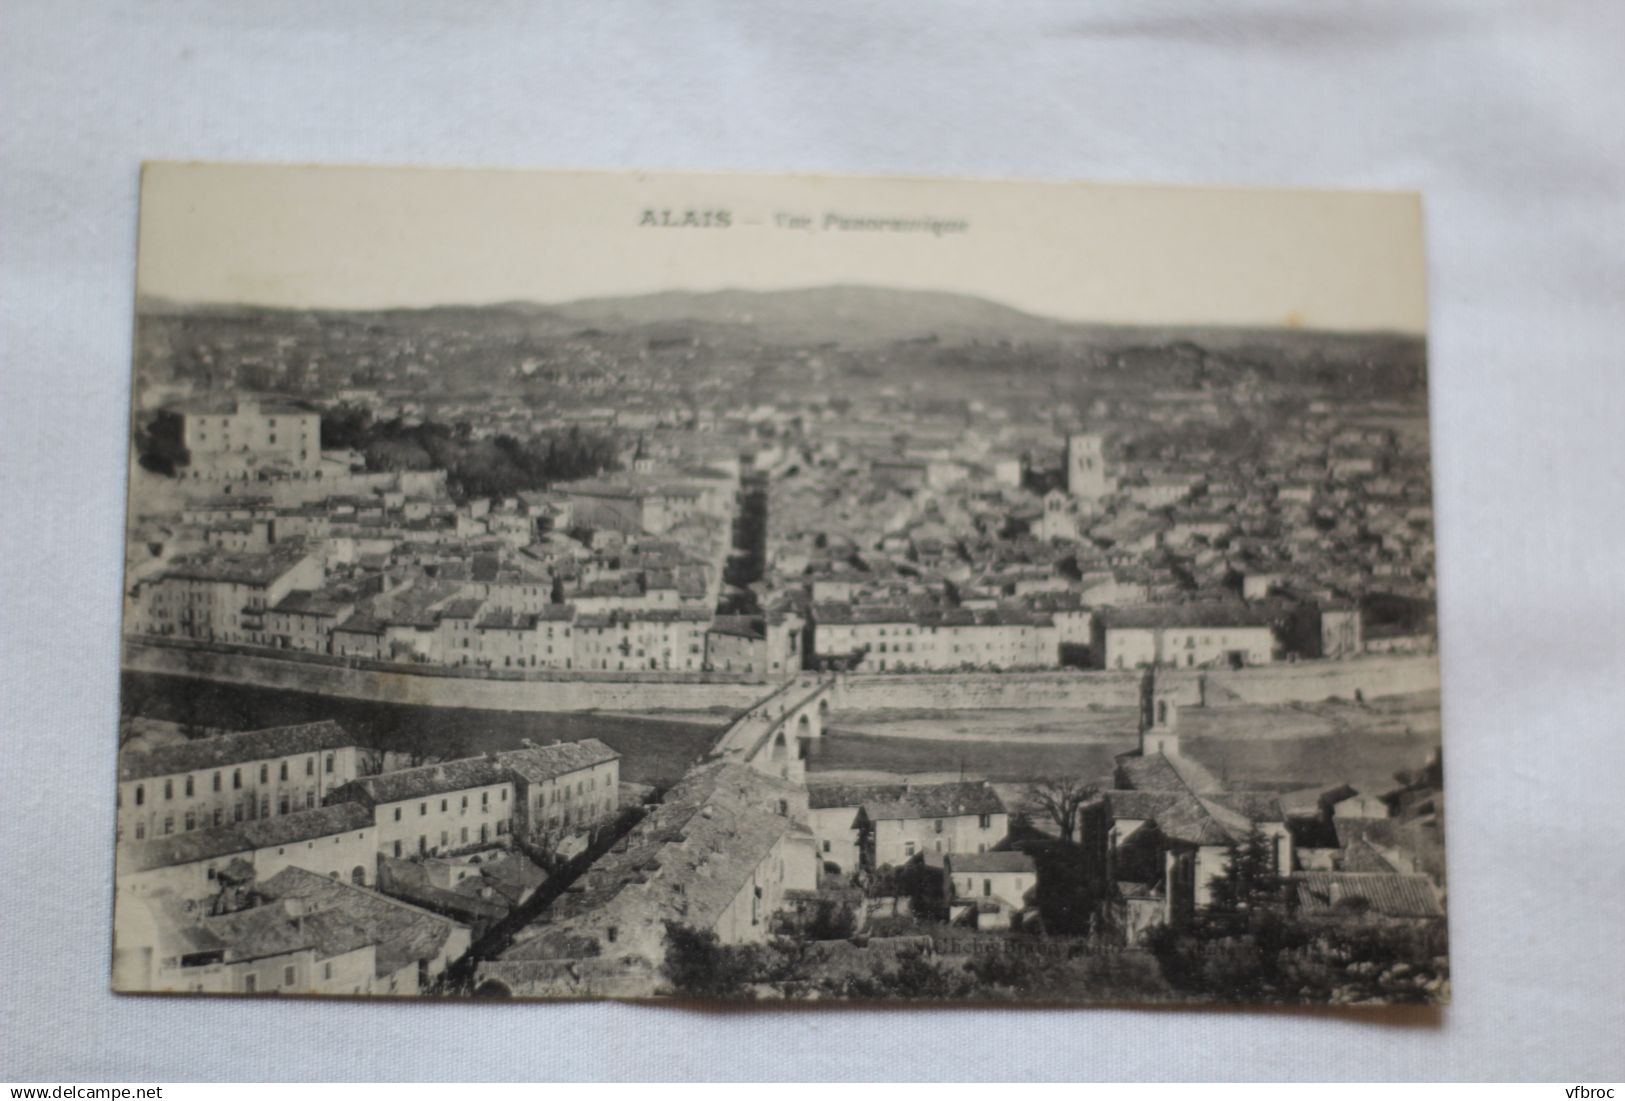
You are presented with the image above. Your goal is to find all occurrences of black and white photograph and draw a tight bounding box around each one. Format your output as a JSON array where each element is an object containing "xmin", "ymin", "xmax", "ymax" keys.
[{"xmin": 110, "ymin": 164, "xmax": 1445, "ymax": 1006}]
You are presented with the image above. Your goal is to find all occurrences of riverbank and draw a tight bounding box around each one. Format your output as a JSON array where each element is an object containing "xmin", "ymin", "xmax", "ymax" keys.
[
  {"xmin": 123, "ymin": 637, "xmax": 776, "ymax": 715},
  {"xmin": 125, "ymin": 637, "xmax": 1439, "ymax": 718},
  {"xmin": 121, "ymin": 671, "xmax": 725, "ymax": 786}
]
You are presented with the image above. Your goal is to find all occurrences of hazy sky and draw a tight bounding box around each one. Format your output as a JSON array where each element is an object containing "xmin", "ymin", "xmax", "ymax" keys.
[{"xmin": 138, "ymin": 163, "xmax": 1427, "ymax": 334}]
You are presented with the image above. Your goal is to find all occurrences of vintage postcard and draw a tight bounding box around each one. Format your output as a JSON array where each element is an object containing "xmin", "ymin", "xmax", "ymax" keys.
[{"xmin": 114, "ymin": 164, "xmax": 1444, "ymax": 1005}]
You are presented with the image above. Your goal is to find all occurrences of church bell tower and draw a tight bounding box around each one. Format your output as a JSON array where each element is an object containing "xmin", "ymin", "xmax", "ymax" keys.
[
  {"xmin": 1138, "ymin": 666, "xmax": 1181, "ymax": 757},
  {"xmin": 1066, "ymin": 432, "xmax": 1109, "ymax": 501}
]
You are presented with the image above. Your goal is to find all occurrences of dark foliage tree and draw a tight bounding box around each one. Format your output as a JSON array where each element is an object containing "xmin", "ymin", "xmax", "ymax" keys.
[
  {"xmin": 1148, "ymin": 909, "xmax": 1449, "ymax": 1006},
  {"xmin": 117, "ymin": 681, "xmax": 151, "ymax": 747},
  {"xmin": 366, "ymin": 723, "xmax": 464, "ymax": 769},
  {"xmin": 894, "ymin": 860, "xmax": 948, "ymax": 924},
  {"xmin": 320, "ymin": 409, "xmax": 622, "ymax": 502},
  {"xmin": 1359, "ymin": 591, "xmax": 1436, "ymax": 636},
  {"xmin": 1025, "ymin": 776, "xmax": 1098, "ymax": 843},
  {"xmin": 661, "ymin": 922, "xmax": 757, "ymax": 1000},
  {"xmin": 134, "ymin": 410, "xmax": 190, "ymax": 476},
  {"xmin": 802, "ymin": 900, "xmax": 858, "ymax": 941},
  {"xmin": 319, "ymin": 403, "xmax": 374, "ymax": 450},
  {"xmin": 1209, "ymin": 823, "xmax": 1281, "ymax": 914},
  {"xmin": 961, "ymin": 948, "xmax": 1044, "ymax": 995},
  {"xmin": 1023, "ymin": 839, "xmax": 1100, "ymax": 936},
  {"xmin": 757, "ymin": 936, "xmax": 820, "ymax": 1000},
  {"xmin": 832, "ymin": 948, "xmax": 974, "ymax": 1001}
]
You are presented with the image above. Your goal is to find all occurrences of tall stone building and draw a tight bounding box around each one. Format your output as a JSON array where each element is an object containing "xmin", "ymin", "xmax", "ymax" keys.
[{"xmin": 1065, "ymin": 432, "xmax": 1110, "ymax": 502}]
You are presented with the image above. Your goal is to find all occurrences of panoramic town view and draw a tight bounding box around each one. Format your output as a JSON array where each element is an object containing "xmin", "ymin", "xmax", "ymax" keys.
[{"xmin": 112, "ymin": 280, "xmax": 1445, "ymax": 1005}]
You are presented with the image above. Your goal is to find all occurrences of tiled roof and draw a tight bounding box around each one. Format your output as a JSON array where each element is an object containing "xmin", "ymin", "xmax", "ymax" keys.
[
  {"xmin": 332, "ymin": 614, "xmax": 387, "ymax": 636},
  {"xmin": 271, "ymin": 589, "xmax": 354, "ymax": 617},
  {"xmin": 862, "ymin": 781, "xmax": 1005, "ymax": 822},
  {"xmin": 1204, "ymin": 791, "xmax": 1284, "ymax": 822},
  {"xmin": 238, "ymin": 802, "xmax": 374, "ymax": 850},
  {"xmin": 500, "ymin": 761, "xmax": 801, "ymax": 961},
  {"xmin": 810, "ymin": 601, "xmax": 1053, "ymax": 629},
  {"xmin": 811, "ymin": 603, "xmax": 915, "ymax": 626},
  {"xmin": 808, "ymin": 783, "xmax": 906, "ymax": 810},
  {"xmin": 157, "ymin": 542, "xmax": 313, "ymax": 587},
  {"xmin": 1294, "ymin": 872, "xmax": 1444, "ymax": 919},
  {"xmin": 348, "ymin": 756, "xmax": 513, "ymax": 805},
  {"xmin": 1340, "ymin": 838, "xmax": 1400, "ymax": 873},
  {"xmin": 1117, "ymin": 752, "xmax": 1217, "ymax": 795},
  {"xmin": 1108, "ymin": 742, "xmax": 1281, "ymax": 847},
  {"xmin": 1022, "ymin": 591, "xmax": 1089, "ymax": 613},
  {"xmin": 377, "ymin": 859, "xmax": 511, "ymax": 924},
  {"xmin": 570, "ymin": 577, "xmax": 645, "ymax": 599},
  {"xmin": 918, "ymin": 606, "xmax": 1053, "ymax": 628},
  {"xmin": 118, "ymin": 802, "xmax": 375, "ymax": 875},
  {"xmin": 496, "ymin": 739, "xmax": 619, "ymax": 784},
  {"xmin": 945, "ymin": 851, "xmax": 1035, "ymax": 874},
  {"xmin": 198, "ymin": 900, "xmax": 313, "ymax": 963},
  {"xmin": 1333, "ymin": 818, "xmax": 1406, "ymax": 851},
  {"xmin": 256, "ymin": 866, "xmax": 468, "ymax": 977},
  {"xmin": 458, "ymin": 850, "xmax": 549, "ymax": 906},
  {"xmin": 708, "ymin": 615, "xmax": 766, "ymax": 641},
  {"xmin": 436, "ymin": 597, "xmax": 485, "ymax": 621},
  {"xmin": 1194, "ymin": 795, "xmax": 1256, "ymax": 839},
  {"xmin": 1118, "ymin": 759, "xmax": 1196, "ymax": 792},
  {"xmin": 1096, "ymin": 603, "xmax": 1277, "ymax": 630},
  {"xmin": 1144, "ymin": 793, "xmax": 1236, "ymax": 847},
  {"xmin": 476, "ymin": 608, "xmax": 537, "ymax": 630},
  {"xmin": 118, "ymin": 721, "xmax": 356, "ymax": 782},
  {"xmin": 574, "ymin": 608, "xmax": 710, "ymax": 628},
  {"xmin": 1103, "ymin": 789, "xmax": 1181, "ymax": 822}
]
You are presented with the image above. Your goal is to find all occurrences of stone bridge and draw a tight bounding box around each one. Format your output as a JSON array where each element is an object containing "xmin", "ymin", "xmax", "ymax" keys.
[{"xmin": 708, "ymin": 674, "xmax": 839, "ymax": 783}]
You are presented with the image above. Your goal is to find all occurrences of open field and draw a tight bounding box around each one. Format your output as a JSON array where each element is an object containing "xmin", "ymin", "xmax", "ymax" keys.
[
  {"xmin": 808, "ymin": 734, "xmax": 1126, "ymax": 786},
  {"xmin": 810, "ymin": 691, "xmax": 1441, "ymax": 792},
  {"xmin": 122, "ymin": 672, "xmax": 727, "ymax": 787},
  {"xmin": 826, "ymin": 691, "xmax": 1439, "ymax": 743}
]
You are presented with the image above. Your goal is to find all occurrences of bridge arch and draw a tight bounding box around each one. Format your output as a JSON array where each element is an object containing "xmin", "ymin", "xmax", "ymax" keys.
[{"xmin": 714, "ymin": 676, "xmax": 839, "ymax": 780}]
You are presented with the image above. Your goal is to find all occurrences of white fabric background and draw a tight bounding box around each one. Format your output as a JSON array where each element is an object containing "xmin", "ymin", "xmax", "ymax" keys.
[{"xmin": 2, "ymin": 0, "xmax": 1623, "ymax": 1082}]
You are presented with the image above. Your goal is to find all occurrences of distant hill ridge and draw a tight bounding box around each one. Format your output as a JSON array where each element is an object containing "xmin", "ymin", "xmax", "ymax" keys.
[
  {"xmin": 138, "ymin": 283, "xmax": 1421, "ymax": 348},
  {"xmin": 544, "ymin": 286, "xmax": 1056, "ymax": 344}
]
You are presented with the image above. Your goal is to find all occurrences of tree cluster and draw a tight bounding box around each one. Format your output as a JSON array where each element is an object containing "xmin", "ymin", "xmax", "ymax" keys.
[
  {"xmin": 134, "ymin": 409, "xmax": 190, "ymax": 476},
  {"xmin": 1147, "ymin": 909, "xmax": 1448, "ymax": 1006},
  {"xmin": 795, "ymin": 899, "xmax": 859, "ymax": 942},
  {"xmin": 320, "ymin": 404, "xmax": 621, "ymax": 501},
  {"xmin": 660, "ymin": 923, "xmax": 1051, "ymax": 1003},
  {"xmin": 1148, "ymin": 828, "xmax": 1449, "ymax": 1005}
]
